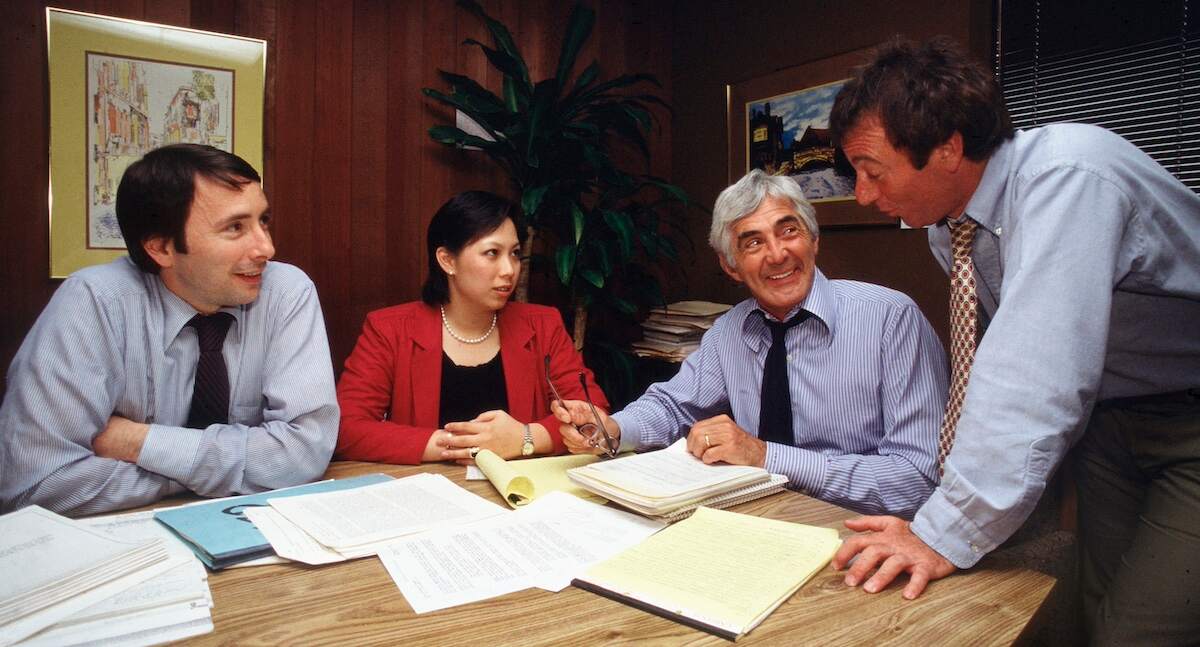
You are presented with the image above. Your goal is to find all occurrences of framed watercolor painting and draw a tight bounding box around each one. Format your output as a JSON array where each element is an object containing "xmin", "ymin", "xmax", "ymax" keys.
[
  {"xmin": 727, "ymin": 46, "xmax": 893, "ymax": 228},
  {"xmin": 46, "ymin": 8, "xmax": 266, "ymax": 277}
]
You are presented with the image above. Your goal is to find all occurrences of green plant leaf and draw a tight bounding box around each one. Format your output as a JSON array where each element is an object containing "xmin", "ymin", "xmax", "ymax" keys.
[
  {"xmin": 609, "ymin": 295, "xmax": 637, "ymax": 315},
  {"xmin": 556, "ymin": 4, "xmax": 595, "ymax": 87},
  {"xmin": 571, "ymin": 61, "xmax": 600, "ymax": 94},
  {"xmin": 521, "ymin": 185, "xmax": 550, "ymax": 218},
  {"xmin": 571, "ymin": 203, "xmax": 585, "ymax": 244},
  {"xmin": 427, "ymin": 125, "xmax": 500, "ymax": 150},
  {"xmin": 602, "ymin": 209, "xmax": 633, "ymax": 259},
  {"xmin": 580, "ymin": 267, "xmax": 604, "ymax": 289},
  {"xmin": 555, "ymin": 244, "xmax": 576, "ymax": 285},
  {"xmin": 457, "ymin": 0, "xmax": 530, "ymax": 88}
]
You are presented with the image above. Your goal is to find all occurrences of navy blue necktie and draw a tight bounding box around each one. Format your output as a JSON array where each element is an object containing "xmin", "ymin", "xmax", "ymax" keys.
[
  {"xmin": 186, "ymin": 313, "xmax": 234, "ymax": 429},
  {"xmin": 757, "ymin": 310, "xmax": 810, "ymax": 446}
]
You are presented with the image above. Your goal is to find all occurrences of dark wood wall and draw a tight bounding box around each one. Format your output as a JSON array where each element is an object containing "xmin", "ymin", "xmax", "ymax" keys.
[
  {"xmin": 668, "ymin": 0, "xmax": 994, "ymax": 345},
  {"xmin": 0, "ymin": 0, "xmax": 672, "ymax": 396}
]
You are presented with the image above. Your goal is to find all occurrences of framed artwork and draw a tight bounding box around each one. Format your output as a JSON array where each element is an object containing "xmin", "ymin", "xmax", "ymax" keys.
[
  {"xmin": 727, "ymin": 46, "xmax": 893, "ymax": 228},
  {"xmin": 46, "ymin": 8, "xmax": 267, "ymax": 278}
]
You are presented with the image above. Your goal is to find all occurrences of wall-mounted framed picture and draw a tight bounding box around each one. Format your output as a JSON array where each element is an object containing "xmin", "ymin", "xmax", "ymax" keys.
[
  {"xmin": 46, "ymin": 8, "xmax": 267, "ymax": 278},
  {"xmin": 727, "ymin": 46, "xmax": 894, "ymax": 228}
]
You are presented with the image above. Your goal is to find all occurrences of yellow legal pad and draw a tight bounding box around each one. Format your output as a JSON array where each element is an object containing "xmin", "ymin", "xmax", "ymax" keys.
[
  {"xmin": 573, "ymin": 506, "xmax": 841, "ymax": 641},
  {"xmin": 474, "ymin": 450, "xmax": 607, "ymax": 508}
]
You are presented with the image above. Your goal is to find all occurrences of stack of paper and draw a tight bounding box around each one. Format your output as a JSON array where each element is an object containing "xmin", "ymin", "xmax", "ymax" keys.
[
  {"xmin": 154, "ymin": 473, "xmax": 394, "ymax": 569},
  {"xmin": 567, "ymin": 439, "xmax": 777, "ymax": 517},
  {"xmin": 633, "ymin": 300, "xmax": 730, "ymax": 361},
  {"xmin": 20, "ymin": 510, "xmax": 213, "ymax": 647},
  {"xmin": 573, "ymin": 507, "xmax": 842, "ymax": 640},
  {"xmin": 379, "ymin": 491, "xmax": 665, "ymax": 613},
  {"xmin": 0, "ymin": 506, "xmax": 177, "ymax": 646},
  {"xmin": 250, "ymin": 473, "xmax": 507, "ymax": 564}
]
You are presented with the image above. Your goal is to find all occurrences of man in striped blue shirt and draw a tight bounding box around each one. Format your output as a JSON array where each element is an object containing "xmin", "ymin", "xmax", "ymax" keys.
[
  {"xmin": 0, "ymin": 144, "xmax": 338, "ymax": 516},
  {"xmin": 557, "ymin": 170, "xmax": 948, "ymax": 517}
]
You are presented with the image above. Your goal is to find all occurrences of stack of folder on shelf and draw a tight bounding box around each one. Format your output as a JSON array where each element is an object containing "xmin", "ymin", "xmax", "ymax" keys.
[
  {"xmin": 632, "ymin": 300, "xmax": 731, "ymax": 362},
  {"xmin": 0, "ymin": 506, "xmax": 182, "ymax": 646},
  {"xmin": 154, "ymin": 473, "xmax": 394, "ymax": 569},
  {"xmin": 567, "ymin": 439, "xmax": 787, "ymax": 521}
]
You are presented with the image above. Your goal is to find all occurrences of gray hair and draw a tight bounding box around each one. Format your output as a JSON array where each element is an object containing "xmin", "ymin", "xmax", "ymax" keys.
[{"xmin": 709, "ymin": 169, "xmax": 818, "ymax": 266}]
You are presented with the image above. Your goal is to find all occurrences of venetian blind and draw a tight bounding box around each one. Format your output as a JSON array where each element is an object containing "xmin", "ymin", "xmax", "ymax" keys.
[{"xmin": 996, "ymin": 0, "xmax": 1200, "ymax": 192}]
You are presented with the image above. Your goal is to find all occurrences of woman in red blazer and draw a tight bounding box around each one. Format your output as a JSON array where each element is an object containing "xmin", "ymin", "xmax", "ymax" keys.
[{"xmin": 336, "ymin": 191, "xmax": 609, "ymax": 464}]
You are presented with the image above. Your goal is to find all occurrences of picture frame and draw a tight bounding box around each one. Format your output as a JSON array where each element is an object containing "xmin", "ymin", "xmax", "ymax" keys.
[
  {"xmin": 727, "ymin": 46, "xmax": 893, "ymax": 228},
  {"xmin": 46, "ymin": 8, "xmax": 267, "ymax": 278}
]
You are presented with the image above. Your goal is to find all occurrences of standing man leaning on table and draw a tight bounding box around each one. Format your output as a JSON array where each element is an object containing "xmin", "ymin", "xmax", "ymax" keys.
[
  {"xmin": 556, "ymin": 169, "xmax": 949, "ymax": 518},
  {"xmin": 0, "ymin": 144, "xmax": 339, "ymax": 517},
  {"xmin": 825, "ymin": 37, "xmax": 1200, "ymax": 644}
]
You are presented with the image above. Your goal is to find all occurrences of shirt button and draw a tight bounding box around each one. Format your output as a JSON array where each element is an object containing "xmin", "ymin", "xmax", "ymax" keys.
[
  {"xmin": 995, "ymin": 226, "xmax": 1002, "ymax": 235},
  {"xmin": 970, "ymin": 543, "xmax": 981, "ymax": 554}
]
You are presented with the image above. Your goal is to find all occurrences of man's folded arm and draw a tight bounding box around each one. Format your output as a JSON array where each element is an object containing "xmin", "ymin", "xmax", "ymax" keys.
[{"xmin": 136, "ymin": 280, "xmax": 339, "ymax": 497}]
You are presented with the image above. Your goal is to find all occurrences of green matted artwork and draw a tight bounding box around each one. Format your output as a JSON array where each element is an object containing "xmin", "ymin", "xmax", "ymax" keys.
[{"xmin": 46, "ymin": 7, "xmax": 266, "ymax": 278}]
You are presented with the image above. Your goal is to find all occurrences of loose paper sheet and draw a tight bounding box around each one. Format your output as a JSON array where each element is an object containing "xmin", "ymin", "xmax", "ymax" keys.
[
  {"xmin": 378, "ymin": 491, "xmax": 664, "ymax": 613},
  {"xmin": 243, "ymin": 507, "xmax": 345, "ymax": 565},
  {"xmin": 268, "ymin": 473, "xmax": 506, "ymax": 550}
]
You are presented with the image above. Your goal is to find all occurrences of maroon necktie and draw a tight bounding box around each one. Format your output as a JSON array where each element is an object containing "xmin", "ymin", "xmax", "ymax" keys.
[
  {"xmin": 938, "ymin": 218, "xmax": 979, "ymax": 473},
  {"xmin": 186, "ymin": 313, "xmax": 234, "ymax": 429}
]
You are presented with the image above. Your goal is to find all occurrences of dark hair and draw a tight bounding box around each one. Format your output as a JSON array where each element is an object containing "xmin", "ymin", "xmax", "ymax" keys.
[
  {"xmin": 115, "ymin": 144, "xmax": 261, "ymax": 274},
  {"xmin": 420, "ymin": 191, "xmax": 515, "ymax": 305},
  {"xmin": 829, "ymin": 36, "xmax": 1014, "ymax": 169}
]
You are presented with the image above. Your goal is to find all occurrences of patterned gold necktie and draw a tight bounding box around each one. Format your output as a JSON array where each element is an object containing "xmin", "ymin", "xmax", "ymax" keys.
[{"xmin": 938, "ymin": 218, "xmax": 979, "ymax": 473}]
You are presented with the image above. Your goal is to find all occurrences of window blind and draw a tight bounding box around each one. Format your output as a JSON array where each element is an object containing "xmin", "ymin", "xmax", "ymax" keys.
[{"xmin": 996, "ymin": 0, "xmax": 1199, "ymax": 192}]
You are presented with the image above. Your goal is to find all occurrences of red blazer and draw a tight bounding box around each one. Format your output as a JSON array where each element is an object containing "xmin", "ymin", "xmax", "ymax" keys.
[{"xmin": 335, "ymin": 301, "xmax": 609, "ymax": 464}]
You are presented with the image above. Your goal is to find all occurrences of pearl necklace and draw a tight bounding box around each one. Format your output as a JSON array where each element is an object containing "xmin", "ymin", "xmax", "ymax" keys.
[{"xmin": 440, "ymin": 305, "xmax": 497, "ymax": 344}]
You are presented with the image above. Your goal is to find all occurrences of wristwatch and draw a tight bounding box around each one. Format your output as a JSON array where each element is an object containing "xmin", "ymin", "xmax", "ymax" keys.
[{"xmin": 521, "ymin": 424, "xmax": 535, "ymax": 456}]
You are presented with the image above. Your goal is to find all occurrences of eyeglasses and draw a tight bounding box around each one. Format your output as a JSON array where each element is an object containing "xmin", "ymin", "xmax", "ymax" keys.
[{"xmin": 544, "ymin": 356, "xmax": 618, "ymax": 458}]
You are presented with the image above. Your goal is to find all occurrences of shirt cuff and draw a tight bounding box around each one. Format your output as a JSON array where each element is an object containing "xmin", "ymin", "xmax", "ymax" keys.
[
  {"xmin": 910, "ymin": 487, "xmax": 995, "ymax": 569},
  {"xmin": 138, "ymin": 423, "xmax": 204, "ymax": 483},
  {"xmin": 764, "ymin": 444, "xmax": 827, "ymax": 496},
  {"xmin": 610, "ymin": 410, "xmax": 645, "ymax": 450}
]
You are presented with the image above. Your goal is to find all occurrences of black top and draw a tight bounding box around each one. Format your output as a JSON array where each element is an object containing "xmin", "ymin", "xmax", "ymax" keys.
[{"xmin": 438, "ymin": 350, "xmax": 509, "ymax": 427}]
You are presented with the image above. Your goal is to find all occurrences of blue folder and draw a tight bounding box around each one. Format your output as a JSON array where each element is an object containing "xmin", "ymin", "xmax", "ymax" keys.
[{"xmin": 155, "ymin": 473, "xmax": 394, "ymax": 569}]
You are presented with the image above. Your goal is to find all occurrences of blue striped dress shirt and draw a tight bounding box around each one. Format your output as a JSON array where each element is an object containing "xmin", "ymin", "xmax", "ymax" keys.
[
  {"xmin": 0, "ymin": 257, "xmax": 338, "ymax": 516},
  {"xmin": 612, "ymin": 269, "xmax": 949, "ymax": 517}
]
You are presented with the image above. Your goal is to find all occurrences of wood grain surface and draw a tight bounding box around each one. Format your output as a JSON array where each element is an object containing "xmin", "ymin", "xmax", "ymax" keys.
[{"xmin": 173, "ymin": 461, "xmax": 1054, "ymax": 646}]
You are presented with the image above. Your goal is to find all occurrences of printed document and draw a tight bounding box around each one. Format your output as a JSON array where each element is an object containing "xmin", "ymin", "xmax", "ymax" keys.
[{"xmin": 378, "ymin": 491, "xmax": 664, "ymax": 613}]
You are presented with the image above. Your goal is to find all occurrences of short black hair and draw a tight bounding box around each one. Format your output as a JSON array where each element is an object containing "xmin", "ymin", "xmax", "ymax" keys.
[
  {"xmin": 115, "ymin": 144, "xmax": 261, "ymax": 273},
  {"xmin": 829, "ymin": 36, "xmax": 1014, "ymax": 169},
  {"xmin": 421, "ymin": 191, "xmax": 515, "ymax": 306}
]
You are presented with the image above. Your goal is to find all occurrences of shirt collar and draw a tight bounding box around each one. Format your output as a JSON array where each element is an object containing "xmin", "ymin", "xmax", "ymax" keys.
[
  {"xmin": 153, "ymin": 275, "xmax": 244, "ymax": 348},
  {"xmin": 953, "ymin": 135, "xmax": 1016, "ymax": 236},
  {"xmin": 740, "ymin": 267, "xmax": 836, "ymax": 351}
]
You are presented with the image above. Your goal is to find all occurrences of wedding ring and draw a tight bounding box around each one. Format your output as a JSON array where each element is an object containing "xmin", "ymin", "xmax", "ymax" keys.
[
  {"xmin": 705, "ymin": 434, "xmax": 711, "ymax": 448},
  {"xmin": 468, "ymin": 446, "xmax": 481, "ymax": 458}
]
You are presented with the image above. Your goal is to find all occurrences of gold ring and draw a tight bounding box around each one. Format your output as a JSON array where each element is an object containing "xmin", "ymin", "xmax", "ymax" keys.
[
  {"xmin": 468, "ymin": 446, "xmax": 481, "ymax": 458},
  {"xmin": 705, "ymin": 434, "xmax": 711, "ymax": 447}
]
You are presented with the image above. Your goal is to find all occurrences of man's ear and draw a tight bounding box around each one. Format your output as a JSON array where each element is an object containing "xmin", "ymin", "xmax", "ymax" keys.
[
  {"xmin": 933, "ymin": 132, "xmax": 966, "ymax": 173},
  {"xmin": 718, "ymin": 253, "xmax": 744, "ymax": 284},
  {"xmin": 142, "ymin": 235, "xmax": 175, "ymax": 270}
]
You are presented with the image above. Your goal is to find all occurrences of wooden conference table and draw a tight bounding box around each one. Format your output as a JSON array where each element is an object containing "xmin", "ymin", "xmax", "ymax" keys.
[{"xmin": 176, "ymin": 461, "xmax": 1055, "ymax": 646}]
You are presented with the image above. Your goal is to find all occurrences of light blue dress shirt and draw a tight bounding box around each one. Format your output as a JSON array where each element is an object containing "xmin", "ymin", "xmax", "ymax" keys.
[
  {"xmin": 612, "ymin": 269, "xmax": 949, "ymax": 517},
  {"xmin": 0, "ymin": 257, "xmax": 339, "ymax": 516},
  {"xmin": 912, "ymin": 124, "xmax": 1200, "ymax": 568}
]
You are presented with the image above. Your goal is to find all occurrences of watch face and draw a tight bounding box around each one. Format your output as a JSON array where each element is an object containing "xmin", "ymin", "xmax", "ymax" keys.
[{"xmin": 522, "ymin": 441, "xmax": 534, "ymax": 456}]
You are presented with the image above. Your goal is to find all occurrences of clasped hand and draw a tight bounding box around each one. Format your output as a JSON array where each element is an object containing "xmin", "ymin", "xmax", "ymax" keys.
[
  {"xmin": 440, "ymin": 410, "xmax": 525, "ymax": 463},
  {"xmin": 684, "ymin": 414, "xmax": 766, "ymax": 467}
]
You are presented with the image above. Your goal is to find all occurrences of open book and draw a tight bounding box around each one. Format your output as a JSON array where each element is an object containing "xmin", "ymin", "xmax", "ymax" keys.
[
  {"xmin": 566, "ymin": 439, "xmax": 775, "ymax": 517},
  {"xmin": 572, "ymin": 507, "xmax": 841, "ymax": 640}
]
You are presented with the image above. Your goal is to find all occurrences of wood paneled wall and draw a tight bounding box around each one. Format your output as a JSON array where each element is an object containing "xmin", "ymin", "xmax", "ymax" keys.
[{"xmin": 0, "ymin": 0, "xmax": 672, "ymax": 396}]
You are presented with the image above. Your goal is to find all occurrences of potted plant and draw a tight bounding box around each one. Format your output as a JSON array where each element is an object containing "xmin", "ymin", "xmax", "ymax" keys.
[{"xmin": 423, "ymin": 0, "xmax": 693, "ymax": 402}]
